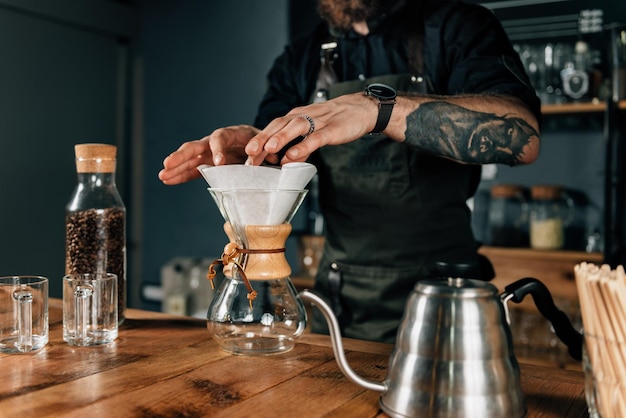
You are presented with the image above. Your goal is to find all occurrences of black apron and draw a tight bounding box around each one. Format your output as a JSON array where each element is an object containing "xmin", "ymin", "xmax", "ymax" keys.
[{"xmin": 308, "ymin": 71, "xmax": 487, "ymax": 343}]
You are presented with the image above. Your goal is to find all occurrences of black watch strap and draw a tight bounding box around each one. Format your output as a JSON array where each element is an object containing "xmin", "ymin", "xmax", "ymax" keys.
[
  {"xmin": 364, "ymin": 83, "xmax": 397, "ymax": 134},
  {"xmin": 372, "ymin": 101, "xmax": 394, "ymax": 134}
]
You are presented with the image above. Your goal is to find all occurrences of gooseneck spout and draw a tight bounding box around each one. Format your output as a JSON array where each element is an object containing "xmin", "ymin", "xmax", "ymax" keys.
[{"xmin": 299, "ymin": 289, "xmax": 386, "ymax": 393}]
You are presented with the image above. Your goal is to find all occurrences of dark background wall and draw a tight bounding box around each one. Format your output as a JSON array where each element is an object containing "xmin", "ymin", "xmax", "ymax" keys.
[
  {"xmin": 0, "ymin": 0, "xmax": 135, "ymax": 299},
  {"xmin": 138, "ymin": 1, "xmax": 289, "ymax": 310}
]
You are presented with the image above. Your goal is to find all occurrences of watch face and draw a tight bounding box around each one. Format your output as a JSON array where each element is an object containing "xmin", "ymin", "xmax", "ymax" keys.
[{"xmin": 366, "ymin": 83, "xmax": 397, "ymax": 100}]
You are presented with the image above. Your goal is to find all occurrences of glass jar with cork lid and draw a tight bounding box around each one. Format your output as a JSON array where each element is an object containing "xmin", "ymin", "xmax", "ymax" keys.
[
  {"xmin": 530, "ymin": 185, "xmax": 574, "ymax": 250},
  {"xmin": 65, "ymin": 143, "xmax": 126, "ymax": 324}
]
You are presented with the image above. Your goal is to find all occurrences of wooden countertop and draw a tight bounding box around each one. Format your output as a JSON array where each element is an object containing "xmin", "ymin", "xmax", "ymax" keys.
[{"xmin": 0, "ymin": 299, "xmax": 589, "ymax": 417}]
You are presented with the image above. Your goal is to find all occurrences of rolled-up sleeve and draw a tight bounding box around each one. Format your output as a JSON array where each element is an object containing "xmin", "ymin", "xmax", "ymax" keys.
[{"xmin": 427, "ymin": 2, "xmax": 541, "ymax": 121}]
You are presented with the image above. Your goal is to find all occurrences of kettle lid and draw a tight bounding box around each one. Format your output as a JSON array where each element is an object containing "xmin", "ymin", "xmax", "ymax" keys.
[{"xmin": 416, "ymin": 277, "xmax": 499, "ymax": 298}]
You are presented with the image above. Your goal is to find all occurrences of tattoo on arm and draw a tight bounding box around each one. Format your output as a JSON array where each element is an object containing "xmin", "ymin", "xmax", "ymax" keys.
[{"xmin": 404, "ymin": 101, "xmax": 539, "ymax": 165}]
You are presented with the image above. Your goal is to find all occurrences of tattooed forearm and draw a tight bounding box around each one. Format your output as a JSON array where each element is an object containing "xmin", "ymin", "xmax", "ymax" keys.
[{"xmin": 404, "ymin": 101, "xmax": 539, "ymax": 165}]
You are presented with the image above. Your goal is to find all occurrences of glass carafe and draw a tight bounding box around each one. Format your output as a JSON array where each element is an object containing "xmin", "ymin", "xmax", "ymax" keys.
[
  {"xmin": 206, "ymin": 189, "xmax": 308, "ymax": 355},
  {"xmin": 65, "ymin": 143, "xmax": 126, "ymax": 324}
]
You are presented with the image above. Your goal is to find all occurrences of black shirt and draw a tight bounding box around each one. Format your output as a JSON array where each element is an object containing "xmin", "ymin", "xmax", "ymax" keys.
[
  {"xmin": 255, "ymin": 0, "xmax": 540, "ymax": 128},
  {"xmin": 254, "ymin": 0, "xmax": 539, "ymax": 264}
]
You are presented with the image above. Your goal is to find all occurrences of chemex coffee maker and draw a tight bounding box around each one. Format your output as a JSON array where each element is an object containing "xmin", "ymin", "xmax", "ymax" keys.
[
  {"xmin": 198, "ymin": 163, "xmax": 582, "ymax": 417},
  {"xmin": 198, "ymin": 162, "xmax": 317, "ymax": 355},
  {"xmin": 300, "ymin": 263, "xmax": 583, "ymax": 418}
]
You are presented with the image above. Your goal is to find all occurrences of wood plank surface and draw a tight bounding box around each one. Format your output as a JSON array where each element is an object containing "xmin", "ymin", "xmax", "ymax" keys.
[{"xmin": 0, "ymin": 299, "xmax": 589, "ymax": 417}]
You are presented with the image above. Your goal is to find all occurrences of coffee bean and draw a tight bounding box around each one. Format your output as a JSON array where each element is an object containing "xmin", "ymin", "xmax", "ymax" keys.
[{"xmin": 65, "ymin": 207, "xmax": 126, "ymax": 321}]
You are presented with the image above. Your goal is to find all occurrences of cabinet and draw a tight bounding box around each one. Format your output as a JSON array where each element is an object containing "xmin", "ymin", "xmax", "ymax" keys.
[
  {"xmin": 479, "ymin": 0, "xmax": 626, "ymax": 267},
  {"xmin": 535, "ymin": 99, "xmax": 626, "ymax": 266},
  {"xmin": 487, "ymin": 98, "xmax": 626, "ymax": 255}
]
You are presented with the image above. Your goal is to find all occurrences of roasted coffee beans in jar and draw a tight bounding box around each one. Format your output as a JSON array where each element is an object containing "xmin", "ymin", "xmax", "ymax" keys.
[{"xmin": 65, "ymin": 144, "xmax": 126, "ymax": 324}]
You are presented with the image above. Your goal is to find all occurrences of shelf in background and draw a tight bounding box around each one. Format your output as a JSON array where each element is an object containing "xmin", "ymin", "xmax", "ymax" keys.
[
  {"xmin": 479, "ymin": 246, "xmax": 603, "ymax": 263},
  {"xmin": 542, "ymin": 100, "xmax": 626, "ymax": 114},
  {"xmin": 293, "ymin": 247, "xmax": 604, "ymax": 294},
  {"xmin": 479, "ymin": 246, "xmax": 603, "ymax": 303}
]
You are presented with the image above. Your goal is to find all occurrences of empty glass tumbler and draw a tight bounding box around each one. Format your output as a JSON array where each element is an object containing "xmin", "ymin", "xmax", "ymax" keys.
[
  {"xmin": 0, "ymin": 276, "xmax": 48, "ymax": 353},
  {"xmin": 63, "ymin": 273, "xmax": 118, "ymax": 346}
]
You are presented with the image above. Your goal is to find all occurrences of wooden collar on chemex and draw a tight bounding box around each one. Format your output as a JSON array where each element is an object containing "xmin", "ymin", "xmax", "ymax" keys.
[{"xmin": 207, "ymin": 242, "xmax": 286, "ymax": 309}]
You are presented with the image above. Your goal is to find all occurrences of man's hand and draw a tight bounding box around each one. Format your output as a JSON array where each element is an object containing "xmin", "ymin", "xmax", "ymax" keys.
[
  {"xmin": 158, "ymin": 125, "xmax": 260, "ymax": 185},
  {"xmin": 244, "ymin": 93, "xmax": 379, "ymax": 165}
]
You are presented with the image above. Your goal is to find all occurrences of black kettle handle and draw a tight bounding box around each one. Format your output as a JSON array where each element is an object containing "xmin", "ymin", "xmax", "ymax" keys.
[{"xmin": 504, "ymin": 277, "xmax": 583, "ymax": 361}]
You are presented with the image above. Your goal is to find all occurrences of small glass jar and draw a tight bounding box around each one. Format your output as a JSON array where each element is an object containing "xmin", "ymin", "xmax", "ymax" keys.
[
  {"xmin": 65, "ymin": 144, "xmax": 126, "ymax": 324},
  {"xmin": 487, "ymin": 184, "xmax": 529, "ymax": 247},
  {"xmin": 530, "ymin": 185, "xmax": 574, "ymax": 250}
]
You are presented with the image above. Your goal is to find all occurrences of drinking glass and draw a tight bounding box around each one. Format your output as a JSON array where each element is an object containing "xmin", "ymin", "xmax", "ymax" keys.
[
  {"xmin": 0, "ymin": 276, "xmax": 48, "ymax": 353},
  {"xmin": 63, "ymin": 273, "xmax": 118, "ymax": 346}
]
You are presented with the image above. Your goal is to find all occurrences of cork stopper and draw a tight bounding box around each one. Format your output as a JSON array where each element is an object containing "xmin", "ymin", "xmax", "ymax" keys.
[
  {"xmin": 74, "ymin": 143, "xmax": 117, "ymax": 173},
  {"xmin": 491, "ymin": 184, "xmax": 525, "ymax": 198},
  {"xmin": 531, "ymin": 185, "xmax": 562, "ymax": 200}
]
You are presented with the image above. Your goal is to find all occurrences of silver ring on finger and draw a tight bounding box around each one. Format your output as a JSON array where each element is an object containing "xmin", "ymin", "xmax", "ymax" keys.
[{"xmin": 299, "ymin": 115, "xmax": 315, "ymax": 136}]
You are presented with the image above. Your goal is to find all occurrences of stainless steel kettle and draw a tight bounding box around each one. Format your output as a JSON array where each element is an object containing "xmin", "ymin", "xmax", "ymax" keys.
[{"xmin": 299, "ymin": 276, "xmax": 582, "ymax": 418}]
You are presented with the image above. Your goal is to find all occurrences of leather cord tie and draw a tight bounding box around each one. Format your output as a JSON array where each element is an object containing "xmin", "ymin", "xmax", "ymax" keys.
[{"xmin": 207, "ymin": 242, "xmax": 286, "ymax": 309}]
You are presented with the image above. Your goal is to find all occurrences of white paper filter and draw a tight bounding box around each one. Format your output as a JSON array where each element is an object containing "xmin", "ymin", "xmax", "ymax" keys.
[{"xmin": 198, "ymin": 163, "xmax": 317, "ymax": 224}]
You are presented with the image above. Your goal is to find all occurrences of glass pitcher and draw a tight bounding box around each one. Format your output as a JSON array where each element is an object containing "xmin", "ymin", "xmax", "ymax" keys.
[{"xmin": 205, "ymin": 189, "xmax": 308, "ymax": 355}]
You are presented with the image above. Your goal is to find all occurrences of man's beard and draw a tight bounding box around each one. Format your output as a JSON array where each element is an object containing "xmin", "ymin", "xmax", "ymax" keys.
[{"xmin": 317, "ymin": 0, "xmax": 383, "ymax": 30}]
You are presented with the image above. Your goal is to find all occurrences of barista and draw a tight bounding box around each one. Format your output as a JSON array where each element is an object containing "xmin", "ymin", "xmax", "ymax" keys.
[{"xmin": 159, "ymin": 0, "xmax": 541, "ymax": 343}]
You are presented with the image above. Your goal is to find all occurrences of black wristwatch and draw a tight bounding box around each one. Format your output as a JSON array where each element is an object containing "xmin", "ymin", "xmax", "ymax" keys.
[{"xmin": 364, "ymin": 83, "xmax": 397, "ymax": 134}]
